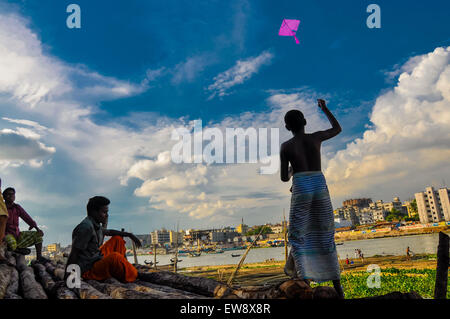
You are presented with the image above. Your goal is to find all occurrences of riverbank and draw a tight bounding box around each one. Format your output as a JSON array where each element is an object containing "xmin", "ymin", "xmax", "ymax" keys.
[
  {"xmin": 180, "ymin": 254, "xmax": 437, "ymax": 281},
  {"xmin": 335, "ymin": 225, "xmax": 450, "ymax": 243},
  {"xmin": 180, "ymin": 253, "xmax": 447, "ymax": 298}
]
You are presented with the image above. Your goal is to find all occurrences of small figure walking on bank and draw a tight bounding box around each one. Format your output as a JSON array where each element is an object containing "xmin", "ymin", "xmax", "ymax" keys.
[
  {"xmin": 406, "ymin": 246, "xmax": 411, "ymax": 260},
  {"xmin": 358, "ymin": 249, "xmax": 364, "ymax": 263}
]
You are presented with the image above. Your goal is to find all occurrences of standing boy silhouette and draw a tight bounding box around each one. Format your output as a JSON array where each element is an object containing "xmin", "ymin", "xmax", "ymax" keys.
[{"xmin": 280, "ymin": 99, "xmax": 344, "ymax": 298}]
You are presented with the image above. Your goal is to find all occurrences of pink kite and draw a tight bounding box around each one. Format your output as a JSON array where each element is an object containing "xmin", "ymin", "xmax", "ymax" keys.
[{"xmin": 278, "ymin": 19, "xmax": 300, "ymax": 44}]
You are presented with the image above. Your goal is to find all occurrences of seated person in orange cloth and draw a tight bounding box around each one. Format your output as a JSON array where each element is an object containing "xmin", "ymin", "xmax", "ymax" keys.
[{"xmin": 65, "ymin": 196, "xmax": 142, "ymax": 282}]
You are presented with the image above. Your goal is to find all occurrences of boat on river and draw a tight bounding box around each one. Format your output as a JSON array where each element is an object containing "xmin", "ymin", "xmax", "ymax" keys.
[{"xmin": 188, "ymin": 252, "xmax": 201, "ymax": 257}]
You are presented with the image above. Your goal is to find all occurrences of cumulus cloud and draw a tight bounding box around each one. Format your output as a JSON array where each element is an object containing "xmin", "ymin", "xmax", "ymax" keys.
[
  {"xmin": 206, "ymin": 51, "xmax": 274, "ymax": 99},
  {"xmin": 120, "ymin": 90, "xmax": 329, "ymax": 219},
  {"xmin": 0, "ymin": 13, "xmax": 147, "ymax": 109},
  {"xmin": 0, "ymin": 128, "xmax": 55, "ymax": 166},
  {"xmin": 325, "ymin": 46, "xmax": 450, "ymax": 201}
]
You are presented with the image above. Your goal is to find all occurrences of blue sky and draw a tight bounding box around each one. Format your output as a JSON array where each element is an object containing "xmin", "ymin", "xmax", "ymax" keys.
[{"xmin": 0, "ymin": 0, "xmax": 449, "ymax": 245}]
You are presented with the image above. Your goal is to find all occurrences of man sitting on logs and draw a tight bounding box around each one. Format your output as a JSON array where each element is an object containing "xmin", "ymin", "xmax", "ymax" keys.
[
  {"xmin": 65, "ymin": 196, "xmax": 142, "ymax": 283},
  {"xmin": 2, "ymin": 187, "xmax": 49, "ymax": 262},
  {"xmin": 0, "ymin": 178, "xmax": 9, "ymax": 264}
]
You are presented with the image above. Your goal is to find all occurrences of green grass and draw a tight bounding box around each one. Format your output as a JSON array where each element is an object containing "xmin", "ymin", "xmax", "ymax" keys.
[{"xmin": 312, "ymin": 268, "xmax": 450, "ymax": 299}]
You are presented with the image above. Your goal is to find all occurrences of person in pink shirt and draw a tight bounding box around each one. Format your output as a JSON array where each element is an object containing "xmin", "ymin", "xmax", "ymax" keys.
[
  {"xmin": 3, "ymin": 187, "xmax": 48, "ymax": 262},
  {"xmin": 0, "ymin": 178, "xmax": 9, "ymax": 263}
]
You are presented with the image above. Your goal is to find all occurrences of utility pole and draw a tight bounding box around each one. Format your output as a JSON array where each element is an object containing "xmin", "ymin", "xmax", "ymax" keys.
[
  {"xmin": 153, "ymin": 243, "xmax": 157, "ymax": 270},
  {"xmin": 173, "ymin": 221, "xmax": 179, "ymax": 273}
]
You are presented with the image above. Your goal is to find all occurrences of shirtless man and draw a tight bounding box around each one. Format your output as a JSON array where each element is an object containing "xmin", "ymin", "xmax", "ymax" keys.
[{"xmin": 280, "ymin": 99, "xmax": 344, "ymax": 298}]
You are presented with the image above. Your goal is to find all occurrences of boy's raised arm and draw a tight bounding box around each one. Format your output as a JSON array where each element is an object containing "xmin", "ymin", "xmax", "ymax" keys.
[{"xmin": 314, "ymin": 99, "xmax": 342, "ymax": 141}]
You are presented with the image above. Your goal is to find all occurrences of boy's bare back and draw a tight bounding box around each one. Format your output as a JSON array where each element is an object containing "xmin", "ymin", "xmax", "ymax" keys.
[{"xmin": 280, "ymin": 99, "xmax": 342, "ymax": 182}]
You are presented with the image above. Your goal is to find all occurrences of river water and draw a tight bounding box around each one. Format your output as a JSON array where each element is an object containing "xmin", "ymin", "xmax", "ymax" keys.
[{"xmin": 128, "ymin": 232, "xmax": 449, "ymax": 268}]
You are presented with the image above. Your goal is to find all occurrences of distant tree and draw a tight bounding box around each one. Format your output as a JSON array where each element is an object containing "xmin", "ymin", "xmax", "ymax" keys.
[
  {"xmin": 386, "ymin": 214, "xmax": 395, "ymax": 222},
  {"xmin": 246, "ymin": 226, "xmax": 272, "ymax": 236},
  {"xmin": 409, "ymin": 199, "xmax": 418, "ymax": 216},
  {"xmin": 404, "ymin": 215, "xmax": 420, "ymax": 222}
]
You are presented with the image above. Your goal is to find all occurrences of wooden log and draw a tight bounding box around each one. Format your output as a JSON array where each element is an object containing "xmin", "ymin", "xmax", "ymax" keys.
[
  {"xmin": 86, "ymin": 280, "xmax": 160, "ymax": 299},
  {"xmin": 19, "ymin": 266, "xmax": 48, "ymax": 299},
  {"xmin": 103, "ymin": 277, "xmax": 209, "ymax": 299},
  {"xmin": 134, "ymin": 280, "xmax": 210, "ymax": 299},
  {"xmin": 73, "ymin": 281, "xmax": 112, "ymax": 299},
  {"xmin": 230, "ymin": 285, "xmax": 283, "ymax": 299},
  {"xmin": 6, "ymin": 251, "xmax": 16, "ymax": 267},
  {"xmin": 31, "ymin": 262, "xmax": 77, "ymax": 299},
  {"xmin": 279, "ymin": 280, "xmax": 313, "ymax": 299},
  {"xmin": 32, "ymin": 262, "xmax": 56, "ymax": 292},
  {"xmin": 55, "ymin": 284, "xmax": 79, "ymax": 299},
  {"xmin": 4, "ymin": 266, "xmax": 19, "ymax": 298},
  {"xmin": 138, "ymin": 271, "xmax": 231, "ymax": 298},
  {"xmin": 434, "ymin": 231, "xmax": 449, "ymax": 299},
  {"xmin": 43, "ymin": 261, "xmax": 65, "ymax": 281},
  {"xmin": 0, "ymin": 264, "xmax": 12, "ymax": 299}
]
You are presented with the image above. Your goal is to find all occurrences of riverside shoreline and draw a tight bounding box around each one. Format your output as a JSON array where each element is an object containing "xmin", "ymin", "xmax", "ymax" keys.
[
  {"xmin": 335, "ymin": 225, "xmax": 449, "ymax": 243},
  {"xmin": 179, "ymin": 253, "xmax": 439, "ymax": 287}
]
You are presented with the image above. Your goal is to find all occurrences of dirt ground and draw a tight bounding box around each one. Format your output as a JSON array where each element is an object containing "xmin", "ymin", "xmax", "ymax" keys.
[{"xmin": 180, "ymin": 254, "xmax": 438, "ymax": 286}]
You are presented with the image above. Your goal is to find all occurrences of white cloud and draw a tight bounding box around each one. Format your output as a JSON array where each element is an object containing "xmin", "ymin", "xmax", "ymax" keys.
[
  {"xmin": 0, "ymin": 13, "xmax": 147, "ymax": 110},
  {"xmin": 206, "ymin": 51, "xmax": 274, "ymax": 99},
  {"xmin": 171, "ymin": 55, "xmax": 215, "ymax": 84},
  {"xmin": 120, "ymin": 91, "xmax": 329, "ymax": 219},
  {"xmin": 325, "ymin": 46, "xmax": 450, "ymax": 201},
  {"xmin": 0, "ymin": 128, "xmax": 55, "ymax": 166},
  {"xmin": 2, "ymin": 117, "xmax": 50, "ymax": 131}
]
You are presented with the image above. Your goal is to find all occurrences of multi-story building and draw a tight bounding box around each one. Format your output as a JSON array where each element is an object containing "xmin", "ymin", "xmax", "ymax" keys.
[
  {"xmin": 371, "ymin": 208, "xmax": 387, "ymax": 222},
  {"xmin": 415, "ymin": 187, "xmax": 450, "ymax": 223},
  {"xmin": 342, "ymin": 198, "xmax": 372, "ymax": 208},
  {"xmin": 169, "ymin": 230, "xmax": 184, "ymax": 245},
  {"xmin": 150, "ymin": 228, "xmax": 170, "ymax": 245},
  {"xmin": 236, "ymin": 218, "xmax": 248, "ymax": 234},
  {"xmin": 357, "ymin": 208, "xmax": 374, "ymax": 225},
  {"xmin": 438, "ymin": 188, "xmax": 450, "ymax": 221},
  {"xmin": 136, "ymin": 234, "xmax": 151, "ymax": 246},
  {"xmin": 383, "ymin": 197, "xmax": 407, "ymax": 215},
  {"xmin": 270, "ymin": 224, "xmax": 284, "ymax": 234},
  {"xmin": 46, "ymin": 243, "xmax": 60, "ymax": 253},
  {"xmin": 344, "ymin": 207, "xmax": 359, "ymax": 225},
  {"xmin": 210, "ymin": 229, "xmax": 239, "ymax": 243}
]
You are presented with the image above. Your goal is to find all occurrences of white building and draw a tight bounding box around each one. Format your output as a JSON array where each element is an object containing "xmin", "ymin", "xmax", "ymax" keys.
[
  {"xmin": 358, "ymin": 208, "xmax": 374, "ymax": 225},
  {"xmin": 415, "ymin": 187, "xmax": 450, "ymax": 224},
  {"xmin": 151, "ymin": 228, "xmax": 170, "ymax": 245}
]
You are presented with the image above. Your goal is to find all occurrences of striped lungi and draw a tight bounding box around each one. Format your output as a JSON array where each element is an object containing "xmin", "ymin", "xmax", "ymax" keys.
[
  {"xmin": 5, "ymin": 231, "xmax": 43, "ymax": 251},
  {"xmin": 288, "ymin": 171, "xmax": 340, "ymax": 282}
]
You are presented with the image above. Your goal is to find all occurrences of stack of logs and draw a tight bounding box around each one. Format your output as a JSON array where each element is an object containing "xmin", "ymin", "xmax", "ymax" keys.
[{"xmin": 0, "ymin": 251, "xmax": 423, "ymax": 300}]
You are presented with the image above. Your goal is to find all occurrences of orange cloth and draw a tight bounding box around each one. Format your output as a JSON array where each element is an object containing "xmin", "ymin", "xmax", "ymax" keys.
[{"xmin": 82, "ymin": 235, "xmax": 138, "ymax": 283}]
